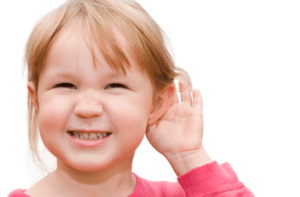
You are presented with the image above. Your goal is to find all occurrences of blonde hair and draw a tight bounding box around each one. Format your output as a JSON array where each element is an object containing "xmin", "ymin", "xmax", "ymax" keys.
[{"xmin": 25, "ymin": 0, "xmax": 191, "ymax": 173}]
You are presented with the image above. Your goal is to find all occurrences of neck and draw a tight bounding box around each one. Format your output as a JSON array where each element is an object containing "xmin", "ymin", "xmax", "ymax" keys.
[{"xmin": 50, "ymin": 154, "xmax": 136, "ymax": 197}]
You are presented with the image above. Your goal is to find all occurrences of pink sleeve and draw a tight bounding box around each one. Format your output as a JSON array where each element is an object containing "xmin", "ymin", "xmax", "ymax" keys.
[
  {"xmin": 8, "ymin": 189, "xmax": 29, "ymax": 197},
  {"xmin": 177, "ymin": 161, "xmax": 255, "ymax": 197}
]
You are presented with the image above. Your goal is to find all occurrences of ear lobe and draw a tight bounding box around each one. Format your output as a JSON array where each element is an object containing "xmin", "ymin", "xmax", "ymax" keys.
[
  {"xmin": 148, "ymin": 84, "xmax": 175, "ymax": 127},
  {"xmin": 27, "ymin": 82, "xmax": 39, "ymax": 112}
]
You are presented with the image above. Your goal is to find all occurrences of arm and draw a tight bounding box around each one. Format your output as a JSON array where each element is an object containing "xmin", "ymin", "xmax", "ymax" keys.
[
  {"xmin": 146, "ymin": 80, "xmax": 254, "ymax": 196},
  {"xmin": 177, "ymin": 161, "xmax": 255, "ymax": 197},
  {"xmin": 166, "ymin": 147, "xmax": 213, "ymax": 177}
]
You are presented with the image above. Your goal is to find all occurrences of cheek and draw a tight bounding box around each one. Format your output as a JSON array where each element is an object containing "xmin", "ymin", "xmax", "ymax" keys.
[
  {"xmin": 108, "ymin": 96, "xmax": 152, "ymax": 132},
  {"xmin": 110, "ymin": 102, "xmax": 141, "ymax": 127},
  {"xmin": 38, "ymin": 98, "xmax": 70, "ymax": 135}
]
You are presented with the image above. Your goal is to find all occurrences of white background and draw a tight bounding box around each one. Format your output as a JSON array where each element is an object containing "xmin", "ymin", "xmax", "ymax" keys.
[{"xmin": 1, "ymin": 0, "xmax": 299, "ymax": 196}]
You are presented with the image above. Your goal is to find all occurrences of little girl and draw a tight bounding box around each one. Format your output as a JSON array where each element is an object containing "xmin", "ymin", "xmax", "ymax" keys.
[{"xmin": 9, "ymin": 0, "xmax": 254, "ymax": 196}]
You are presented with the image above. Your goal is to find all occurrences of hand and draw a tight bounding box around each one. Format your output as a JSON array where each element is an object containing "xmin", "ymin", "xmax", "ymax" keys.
[{"xmin": 146, "ymin": 80, "xmax": 212, "ymax": 175}]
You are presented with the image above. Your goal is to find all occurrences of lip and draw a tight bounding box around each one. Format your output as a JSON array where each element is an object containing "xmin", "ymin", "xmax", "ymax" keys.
[{"xmin": 67, "ymin": 130, "xmax": 111, "ymax": 148}]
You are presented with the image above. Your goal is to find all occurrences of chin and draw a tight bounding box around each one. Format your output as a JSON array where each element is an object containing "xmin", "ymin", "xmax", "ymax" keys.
[{"xmin": 66, "ymin": 162, "xmax": 107, "ymax": 172}]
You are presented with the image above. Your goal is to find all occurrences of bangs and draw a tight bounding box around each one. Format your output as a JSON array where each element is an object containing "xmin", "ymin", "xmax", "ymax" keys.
[
  {"xmin": 66, "ymin": 7, "xmax": 134, "ymax": 75},
  {"xmin": 69, "ymin": 0, "xmax": 163, "ymax": 78}
]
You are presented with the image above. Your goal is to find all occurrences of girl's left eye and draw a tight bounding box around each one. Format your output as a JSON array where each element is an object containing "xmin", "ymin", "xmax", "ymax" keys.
[
  {"xmin": 105, "ymin": 83, "xmax": 128, "ymax": 89},
  {"xmin": 54, "ymin": 83, "xmax": 76, "ymax": 89}
]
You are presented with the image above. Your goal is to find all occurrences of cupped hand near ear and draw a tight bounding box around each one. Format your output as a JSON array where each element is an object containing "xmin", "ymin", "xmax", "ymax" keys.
[{"xmin": 146, "ymin": 80, "xmax": 212, "ymax": 175}]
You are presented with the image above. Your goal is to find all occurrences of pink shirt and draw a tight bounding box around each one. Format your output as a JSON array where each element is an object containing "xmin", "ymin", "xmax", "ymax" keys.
[{"xmin": 8, "ymin": 161, "xmax": 254, "ymax": 197}]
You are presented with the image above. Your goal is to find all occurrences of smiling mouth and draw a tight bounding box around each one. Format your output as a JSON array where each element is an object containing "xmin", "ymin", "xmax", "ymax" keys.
[{"xmin": 67, "ymin": 131, "xmax": 112, "ymax": 140}]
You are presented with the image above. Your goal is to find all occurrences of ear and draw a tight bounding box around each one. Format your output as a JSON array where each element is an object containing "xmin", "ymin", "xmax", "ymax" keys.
[
  {"xmin": 148, "ymin": 84, "xmax": 176, "ymax": 127},
  {"xmin": 27, "ymin": 82, "xmax": 39, "ymax": 112}
]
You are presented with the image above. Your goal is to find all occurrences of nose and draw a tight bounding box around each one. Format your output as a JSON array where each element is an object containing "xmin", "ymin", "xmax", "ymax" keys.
[{"xmin": 74, "ymin": 95, "xmax": 103, "ymax": 119}]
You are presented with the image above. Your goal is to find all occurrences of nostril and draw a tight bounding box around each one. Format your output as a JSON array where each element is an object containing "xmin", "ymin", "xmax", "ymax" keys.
[{"xmin": 74, "ymin": 102, "xmax": 103, "ymax": 119}]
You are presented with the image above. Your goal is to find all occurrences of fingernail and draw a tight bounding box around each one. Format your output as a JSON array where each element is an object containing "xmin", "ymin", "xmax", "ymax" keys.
[{"xmin": 193, "ymin": 89, "xmax": 200, "ymax": 96}]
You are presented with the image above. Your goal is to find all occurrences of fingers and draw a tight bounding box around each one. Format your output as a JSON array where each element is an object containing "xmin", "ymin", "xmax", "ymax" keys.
[
  {"xmin": 178, "ymin": 79, "xmax": 203, "ymax": 109},
  {"xmin": 173, "ymin": 86, "xmax": 180, "ymax": 104},
  {"xmin": 179, "ymin": 80, "xmax": 192, "ymax": 105},
  {"xmin": 192, "ymin": 89, "xmax": 203, "ymax": 110}
]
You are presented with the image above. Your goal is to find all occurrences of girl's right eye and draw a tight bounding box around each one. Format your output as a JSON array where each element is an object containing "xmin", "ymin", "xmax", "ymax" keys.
[{"xmin": 54, "ymin": 83, "xmax": 76, "ymax": 89}]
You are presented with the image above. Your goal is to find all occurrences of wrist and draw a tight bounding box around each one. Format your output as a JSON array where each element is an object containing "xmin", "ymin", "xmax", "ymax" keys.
[{"xmin": 166, "ymin": 147, "xmax": 213, "ymax": 176}]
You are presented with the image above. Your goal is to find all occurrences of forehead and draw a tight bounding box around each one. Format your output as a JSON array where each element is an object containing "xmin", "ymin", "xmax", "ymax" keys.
[
  {"xmin": 46, "ymin": 23, "xmax": 138, "ymax": 72},
  {"xmin": 41, "ymin": 25, "xmax": 146, "ymax": 80}
]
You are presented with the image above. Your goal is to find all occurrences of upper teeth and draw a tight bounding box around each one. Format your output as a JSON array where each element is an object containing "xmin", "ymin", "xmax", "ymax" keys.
[{"xmin": 69, "ymin": 131, "xmax": 110, "ymax": 140}]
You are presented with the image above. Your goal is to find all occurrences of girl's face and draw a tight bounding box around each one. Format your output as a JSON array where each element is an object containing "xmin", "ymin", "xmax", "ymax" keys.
[{"xmin": 29, "ymin": 26, "xmax": 155, "ymax": 171}]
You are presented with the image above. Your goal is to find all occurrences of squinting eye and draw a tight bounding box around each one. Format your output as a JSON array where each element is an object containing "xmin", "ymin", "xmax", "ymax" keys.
[
  {"xmin": 106, "ymin": 83, "xmax": 128, "ymax": 89},
  {"xmin": 54, "ymin": 83, "xmax": 76, "ymax": 89}
]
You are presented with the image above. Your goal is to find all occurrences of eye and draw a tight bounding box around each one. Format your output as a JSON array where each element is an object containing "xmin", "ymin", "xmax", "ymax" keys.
[
  {"xmin": 105, "ymin": 83, "xmax": 128, "ymax": 89},
  {"xmin": 54, "ymin": 83, "xmax": 76, "ymax": 89}
]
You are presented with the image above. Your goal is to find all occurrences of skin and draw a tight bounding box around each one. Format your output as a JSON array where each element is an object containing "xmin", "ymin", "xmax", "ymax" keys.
[
  {"xmin": 147, "ymin": 82, "xmax": 213, "ymax": 176},
  {"xmin": 26, "ymin": 25, "xmax": 212, "ymax": 197}
]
